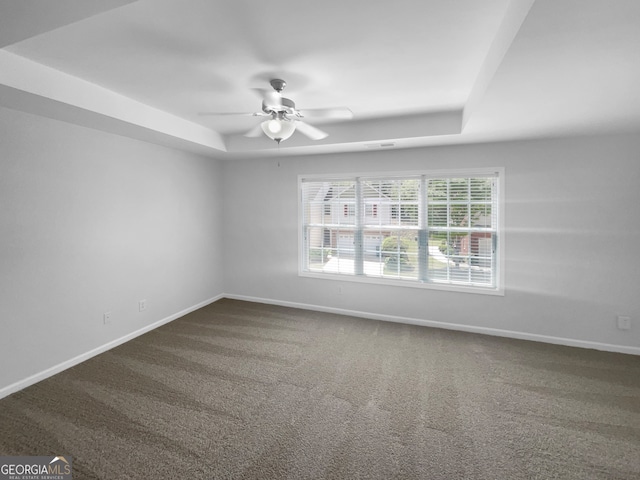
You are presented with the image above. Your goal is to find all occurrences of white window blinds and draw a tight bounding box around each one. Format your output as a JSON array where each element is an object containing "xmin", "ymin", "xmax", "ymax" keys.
[{"xmin": 300, "ymin": 170, "xmax": 502, "ymax": 293}]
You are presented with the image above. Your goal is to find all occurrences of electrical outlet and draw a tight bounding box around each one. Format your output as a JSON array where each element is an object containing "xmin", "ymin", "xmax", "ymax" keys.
[
  {"xmin": 139, "ymin": 299, "xmax": 147, "ymax": 312},
  {"xmin": 617, "ymin": 316, "xmax": 631, "ymax": 331},
  {"xmin": 103, "ymin": 311, "xmax": 112, "ymax": 325},
  {"xmin": 337, "ymin": 285, "xmax": 343, "ymax": 295}
]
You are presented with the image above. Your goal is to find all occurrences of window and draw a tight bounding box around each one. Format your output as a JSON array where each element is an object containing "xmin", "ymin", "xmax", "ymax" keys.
[
  {"xmin": 343, "ymin": 204, "xmax": 355, "ymax": 217},
  {"xmin": 365, "ymin": 203, "xmax": 378, "ymax": 218},
  {"xmin": 300, "ymin": 169, "xmax": 503, "ymax": 294}
]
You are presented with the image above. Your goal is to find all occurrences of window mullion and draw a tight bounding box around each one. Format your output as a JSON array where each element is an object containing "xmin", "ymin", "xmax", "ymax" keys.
[
  {"xmin": 466, "ymin": 180, "xmax": 472, "ymax": 284},
  {"xmin": 354, "ymin": 178, "xmax": 364, "ymax": 275},
  {"xmin": 418, "ymin": 175, "xmax": 428, "ymax": 282}
]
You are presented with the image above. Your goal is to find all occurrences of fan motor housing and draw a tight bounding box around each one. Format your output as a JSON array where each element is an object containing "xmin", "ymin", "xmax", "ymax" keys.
[{"xmin": 263, "ymin": 97, "xmax": 296, "ymax": 114}]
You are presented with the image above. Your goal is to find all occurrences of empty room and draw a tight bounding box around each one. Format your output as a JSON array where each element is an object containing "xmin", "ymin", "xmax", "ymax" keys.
[{"xmin": 1, "ymin": 1, "xmax": 639, "ymax": 479}]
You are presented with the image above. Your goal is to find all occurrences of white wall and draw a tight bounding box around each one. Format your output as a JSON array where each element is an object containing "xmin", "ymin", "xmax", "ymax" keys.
[
  {"xmin": 1, "ymin": 111, "xmax": 637, "ymax": 397},
  {"xmin": 222, "ymin": 133, "xmax": 640, "ymax": 353},
  {"xmin": 0, "ymin": 107, "xmax": 224, "ymax": 393}
]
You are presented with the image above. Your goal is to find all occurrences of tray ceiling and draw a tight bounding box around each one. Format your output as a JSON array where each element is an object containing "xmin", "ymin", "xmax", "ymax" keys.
[{"xmin": 1, "ymin": 0, "xmax": 639, "ymax": 158}]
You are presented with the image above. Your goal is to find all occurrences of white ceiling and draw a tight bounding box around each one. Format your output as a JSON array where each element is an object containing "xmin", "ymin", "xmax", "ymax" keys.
[{"xmin": 1, "ymin": 0, "xmax": 639, "ymax": 159}]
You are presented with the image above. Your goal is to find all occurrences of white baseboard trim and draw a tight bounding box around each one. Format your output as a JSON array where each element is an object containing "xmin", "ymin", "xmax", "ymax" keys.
[
  {"xmin": 224, "ymin": 293, "xmax": 640, "ymax": 356},
  {"xmin": 3, "ymin": 292, "xmax": 636, "ymax": 400},
  {"xmin": 0, "ymin": 294, "xmax": 224, "ymax": 400}
]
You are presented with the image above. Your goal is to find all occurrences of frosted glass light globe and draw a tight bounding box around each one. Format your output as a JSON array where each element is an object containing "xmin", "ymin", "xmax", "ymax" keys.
[{"xmin": 261, "ymin": 118, "xmax": 296, "ymax": 143}]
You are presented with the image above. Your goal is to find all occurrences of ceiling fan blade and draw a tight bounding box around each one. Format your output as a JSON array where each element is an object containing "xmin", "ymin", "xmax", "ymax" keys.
[
  {"xmin": 250, "ymin": 87, "xmax": 269, "ymax": 98},
  {"xmin": 251, "ymin": 88, "xmax": 282, "ymax": 106},
  {"xmin": 295, "ymin": 121, "xmax": 328, "ymax": 140},
  {"xmin": 244, "ymin": 123, "xmax": 265, "ymax": 138},
  {"xmin": 298, "ymin": 107, "xmax": 353, "ymax": 120}
]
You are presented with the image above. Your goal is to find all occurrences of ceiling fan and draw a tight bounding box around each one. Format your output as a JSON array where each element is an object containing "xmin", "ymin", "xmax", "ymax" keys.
[{"xmin": 199, "ymin": 79, "xmax": 353, "ymax": 143}]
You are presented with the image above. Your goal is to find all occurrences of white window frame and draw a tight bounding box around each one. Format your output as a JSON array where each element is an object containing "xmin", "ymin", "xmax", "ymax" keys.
[{"xmin": 299, "ymin": 168, "xmax": 505, "ymax": 296}]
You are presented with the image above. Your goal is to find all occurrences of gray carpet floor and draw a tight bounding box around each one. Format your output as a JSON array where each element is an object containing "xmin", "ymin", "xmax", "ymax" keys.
[{"xmin": 1, "ymin": 298, "xmax": 639, "ymax": 479}]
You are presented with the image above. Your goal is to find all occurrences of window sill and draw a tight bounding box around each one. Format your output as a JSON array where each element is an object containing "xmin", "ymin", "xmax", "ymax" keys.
[{"xmin": 299, "ymin": 270, "xmax": 505, "ymax": 296}]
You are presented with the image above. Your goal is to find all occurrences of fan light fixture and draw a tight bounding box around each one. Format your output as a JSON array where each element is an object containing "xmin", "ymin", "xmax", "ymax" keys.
[{"xmin": 261, "ymin": 115, "xmax": 296, "ymax": 143}]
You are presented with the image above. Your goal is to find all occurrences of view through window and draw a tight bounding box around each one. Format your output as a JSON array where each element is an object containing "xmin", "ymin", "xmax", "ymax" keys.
[{"xmin": 300, "ymin": 169, "xmax": 502, "ymax": 293}]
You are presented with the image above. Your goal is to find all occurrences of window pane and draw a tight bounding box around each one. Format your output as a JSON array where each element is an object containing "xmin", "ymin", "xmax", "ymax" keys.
[
  {"xmin": 449, "ymin": 178, "xmax": 469, "ymax": 201},
  {"xmin": 428, "ymin": 234, "xmax": 451, "ymax": 281},
  {"xmin": 302, "ymin": 182, "xmax": 322, "ymax": 225},
  {"xmin": 305, "ymin": 226, "xmax": 331, "ymax": 272},
  {"xmin": 379, "ymin": 231, "xmax": 419, "ymax": 280},
  {"xmin": 470, "ymin": 177, "xmax": 493, "ymax": 201},
  {"xmin": 449, "ymin": 204, "xmax": 469, "ymax": 228},
  {"xmin": 470, "ymin": 203, "xmax": 492, "ymax": 228},
  {"xmin": 427, "ymin": 179, "xmax": 448, "ymax": 202},
  {"xmin": 321, "ymin": 228, "xmax": 357, "ymax": 275},
  {"xmin": 397, "ymin": 179, "xmax": 419, "ymax": 227},
  {"xmin": 366, "ymin": 178, "xmax": 420, "ymax": 227},
  {"xmin": 428, "ymin": 204, "xmax": 447, "ymax": 227},
  {"xmin": 470, "ymin": 233, "xmax": 494, "ymax": 285},
  {"xmin": 322, "ymin": 181, "xmax": 357, "ymax": 226},
  {"xmin": 334, "ymin": 229, "xmax": 356, "ymax": 257},
  {"xmin": 400, "ymin": 204, "xmax": 419, "ymax": 226},
  {"xmin": 360, "ymin": 229, "xmax": 384, "ymax": 277}
]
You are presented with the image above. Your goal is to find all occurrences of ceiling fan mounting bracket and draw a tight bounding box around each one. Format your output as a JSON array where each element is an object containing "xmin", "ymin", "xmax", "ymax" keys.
[{"xmin": 269, "ymin": 78, "xmax": 287, "ymax": 92}]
